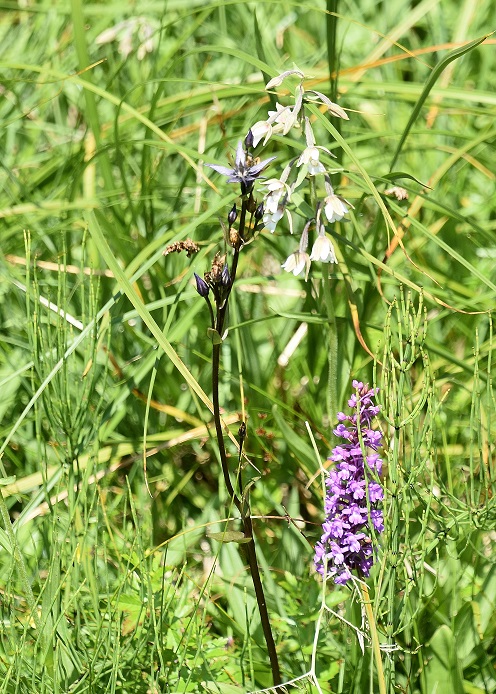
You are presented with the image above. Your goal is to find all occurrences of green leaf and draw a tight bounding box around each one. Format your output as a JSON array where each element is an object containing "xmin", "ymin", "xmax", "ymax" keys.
[
  {"xmin": 86, "ymin": 210, "xmax": 215, "ymax": 414},
  {"xmin": 203, "ymin": 682, "xmax": 248, "ymax": 694},
  {"xmin": 389, "ymin": 33, "xmax": 490, "ymax": 170},
  {"xmin": 424, "ymin": 625, "xmax": 465, "ymax": 694},
  {"xmin": 208, "ymin": 531, "xmax": 252, "ymax": 544},
  {"xmin": 376, "ymin": 171, "xmax": 431, "ymax": 188},
  {"xmin": 462, "ymin": 682, "xmax": 487, "ymax": 694},
  {"xmin": 241, "ymin": 476, "xmax": 260, "ymax": 501},
  {"xmin": 116, "ymin": 594, "xmax": 143, "ymax": 610},
  {"xmin": 0, "ymin": 528, "xmax": 12, "ymax": 554},
  {"xmin": 253, "ymin": 12, "xmax": 276, "ymax": 110},
  {"xmin": 272, "ymin": 405, "xmax": 317, "ymax": 479},
  {"xmin": 207, "ymin": 327, "xmax": 223, "ymax": 344}
]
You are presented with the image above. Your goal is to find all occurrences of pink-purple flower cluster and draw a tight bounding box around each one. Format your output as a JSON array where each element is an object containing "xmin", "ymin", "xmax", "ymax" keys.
[{"xmin": 314, "ymin": 381, "xmax": 384, "ymax": 585}]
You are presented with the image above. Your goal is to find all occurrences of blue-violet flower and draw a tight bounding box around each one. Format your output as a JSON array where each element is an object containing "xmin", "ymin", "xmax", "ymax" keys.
[
  {"xmin": 314, "ymin": 380, "xmax": 384, "ymax": 585},
  {"xmin": 206, "ymin": 141, "xmax": 276, "ymax": 193}
]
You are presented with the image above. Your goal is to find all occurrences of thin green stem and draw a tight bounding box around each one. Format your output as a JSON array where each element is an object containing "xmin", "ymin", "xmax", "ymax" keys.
[
  {"xmin": 70, "ymin": 0, "xmax": 116, "ymax": 198},
  {"xmin": 325, "ymin": 1, "xmax": 340, "ymax": 425},
  {"xmin": 0, "ymin": 489, "xmax": 40, "ymax": 630},
  {"xmin": 308, "ymin": 176, "xmax": 338, "ymax": 427},
  {"xmin": 361, "ymin": 583, "xmax": 386, "ymax": 694},
  {"xmin": 326, "ymin": 0, "xmax": 339, "ymax": 103},
  {"xmin": 326, "ymin": 0, "xmax": 342, "ymax": 165},
  {"xmin": 323, "ymin": 271, "xmax": 338, "ymax": 427}
]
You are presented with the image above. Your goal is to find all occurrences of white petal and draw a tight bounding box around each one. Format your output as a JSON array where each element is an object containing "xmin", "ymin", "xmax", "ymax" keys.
[
  {"xmin": 261, "ymin": 178, "xmax": 286, "ymax": 193},
  {"xmin": 263, "ymin": 208, "xmax": 284, "ymax": 232},
  {"xmin": 281, "ymin": 253, "xmax": 297, "ymax": 272},
  {"xmin": 250, "ymin": 121, "xmax": 272, "ymax": 147},
  {"xmin": 95, "ymin": 27, "xmax": 119, "ymax": 45},
  {"xmin": 324, "ymin": 195, "xmax": 348, "ymax": 222},
  {"xmin": 282, "ymin": 252, "xmax": 310, "ymax": 280},
  {"xmin": 310, "ymin": 235, "xmax": 337, "ymax": 263},
  {"xmin": 293, "ymin": 256, "xmax": 306, "ymax": 275},
  {"xmin": 307, "ymin": 161, "xmax": 326, "ymax": 175},
  {"xmin": 265, "ymin": 193, "xmax": 282, "ymax": 214}
]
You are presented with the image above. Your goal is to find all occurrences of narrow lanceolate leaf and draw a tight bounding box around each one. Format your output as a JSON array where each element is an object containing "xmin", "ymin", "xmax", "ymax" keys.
[
  {"xmin": 424, "ymin": 625, "xmax": 465, "ymax": 694},
  {"xmin": 208, "ymin": 531, "xmax": 251, "ymax": 544},
  {"xmin": 253, "ymin": 12, "xmax": 277, "ymax": 109},
  {"xmin": 389, "ymin": 33, "xmax": 490, "ymax": 171}
]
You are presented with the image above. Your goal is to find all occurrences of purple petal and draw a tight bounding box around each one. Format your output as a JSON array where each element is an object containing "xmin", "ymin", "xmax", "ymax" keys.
[
  {"xmin": 249, "ymin": 155, "xmax": 277, "ymax": 175},
  {"xmin": 314, "ymin": 381, "xmax": 383, "ymax": 585},
  {"xmin": 235, "ymin": 141, "xmax": 245, "ymax": 168},
  {"xmin": 206, "ymin": 163, "xmax": 236, "ymax": 176}
]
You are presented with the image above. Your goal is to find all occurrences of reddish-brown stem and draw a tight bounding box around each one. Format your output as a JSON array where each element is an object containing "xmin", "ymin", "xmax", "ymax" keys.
[{"xmin": 210, "ymin": 193, "xmax": 282, "ymax": 687}]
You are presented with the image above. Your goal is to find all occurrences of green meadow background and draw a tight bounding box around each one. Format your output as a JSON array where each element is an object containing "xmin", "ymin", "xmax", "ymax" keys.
[{"xmin": 0, "ymin": 0, "xmax": 495, "ymax": 692}]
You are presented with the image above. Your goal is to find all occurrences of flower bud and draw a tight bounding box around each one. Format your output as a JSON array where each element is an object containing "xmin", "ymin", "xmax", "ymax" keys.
[
  {"xmin": 244, "ymin": 129, "xmax": 254, "ymax": 149},
  {"xmin": 238, "ymin": 421, "xmax": 246, "ymax": 442},
  {"xmin": 194, "ymin": 272, "xmax": 209, "ymax": 298},
  {"xmin": 228, "ymin": 203, "xmax": 237, "ymax": 225},
  {"xmin": 221, "ymin": 264, "xmax": 231, "ymax": 287},
  {"xmin": 254, "ymin": 202, "xmax": 264, "ymax": 221}
]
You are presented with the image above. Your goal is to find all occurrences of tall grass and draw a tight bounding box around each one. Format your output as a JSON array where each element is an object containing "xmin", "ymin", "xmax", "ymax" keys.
[{"xmin": 0, "ymin": 0, "xmax": 495, "ymax": 692}]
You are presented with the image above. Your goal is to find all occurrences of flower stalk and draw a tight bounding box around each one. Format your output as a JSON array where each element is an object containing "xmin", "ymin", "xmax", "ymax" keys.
[
  {"xmin": 361, "ymin": 582, "xmax": 387, "ymax": 694},
  {"xmin": 199, "ymin": 139, "xmax": 282, "ymax": 687},
  {"xmin": 199, "ymin": 66, "xmax": 350, "ymax": 683}
]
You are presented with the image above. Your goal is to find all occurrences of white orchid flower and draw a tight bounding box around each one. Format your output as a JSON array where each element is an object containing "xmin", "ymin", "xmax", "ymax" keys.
[
  {"xmin": 281, "ymin": 250, "xmax": 311, "ymax": 280},
  {"xmin": 263, "ymin": 206, "xmax": 285, "ymax": 233},
  {"xmin": 260, "ymin": 178, "xmax": 291, "ymax": 214},
  {"xmin": 250, "ymin": 120, "xmax": 273, "ymax": 147},
  {"xmin": 310, "ymin": 227, "xmax": 337, "ymax": 263},
  {"xmin": 323, "ymin": 193, "xmax": 349, "ymax": 223},
  {"xmin": 297, "ymin": 146, "xmax": 326, "ymax": 176}
]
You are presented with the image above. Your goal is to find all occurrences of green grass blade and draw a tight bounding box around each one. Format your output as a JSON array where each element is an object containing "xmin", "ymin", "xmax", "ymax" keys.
[{"xmin": 389, "ymin": 33, "xmax": 490, "ymax": 171}]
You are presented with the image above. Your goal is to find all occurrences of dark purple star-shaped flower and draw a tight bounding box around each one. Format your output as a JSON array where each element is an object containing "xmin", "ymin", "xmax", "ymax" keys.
[{"xmin": 206, "ymin": 141, "xmax": 276, "ymax": 193}]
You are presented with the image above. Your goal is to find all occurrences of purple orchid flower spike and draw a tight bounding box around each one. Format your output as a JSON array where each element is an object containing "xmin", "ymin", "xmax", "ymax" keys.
[
  {"xmin": 206, "ymin": 141, "xmax": 276, "ymax": 193},
  {"xmin": 314, "ymin": 380, "xmax": 384, "ymax": 585}
]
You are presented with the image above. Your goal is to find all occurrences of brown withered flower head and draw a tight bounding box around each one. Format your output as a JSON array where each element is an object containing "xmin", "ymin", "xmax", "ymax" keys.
[{"xmin": 163, "ymin": 238, "xmax": 200, "ymax": 258}]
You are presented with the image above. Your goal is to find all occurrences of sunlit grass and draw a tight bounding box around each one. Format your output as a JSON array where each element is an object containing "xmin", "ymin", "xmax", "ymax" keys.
[{"xmin": 0, "ymin": 0, "xmax": 495, "ymax": 691}]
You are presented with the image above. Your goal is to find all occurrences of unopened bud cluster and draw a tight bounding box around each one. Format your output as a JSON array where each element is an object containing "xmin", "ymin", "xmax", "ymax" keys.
[{"xmin": 194, "ymin": 253, "xmax": 232, "ymax": 306}]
